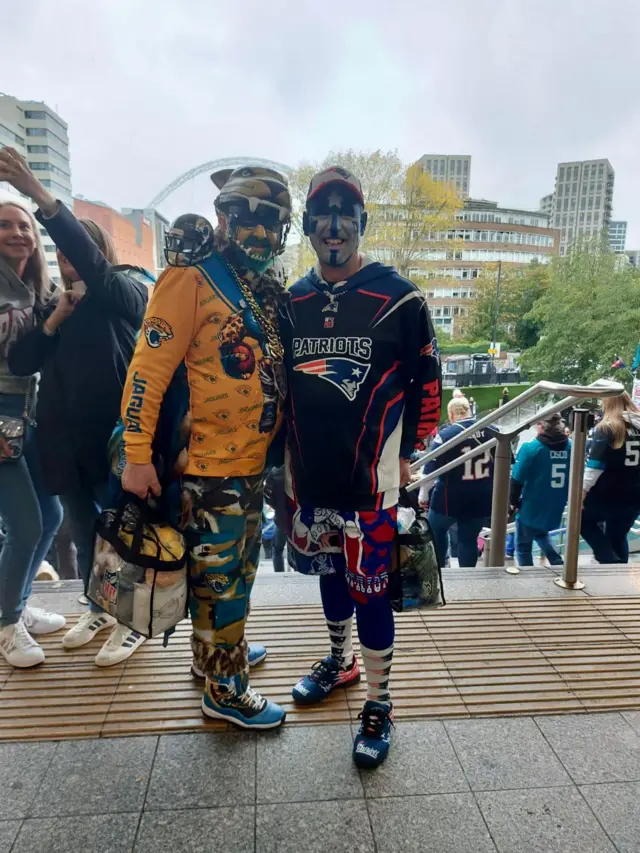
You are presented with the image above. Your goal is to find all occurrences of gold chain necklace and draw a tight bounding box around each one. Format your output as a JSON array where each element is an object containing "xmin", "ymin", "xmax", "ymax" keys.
[{"xmin": 221, "ymin": 257, "xmax": 284, "ymax": 361}]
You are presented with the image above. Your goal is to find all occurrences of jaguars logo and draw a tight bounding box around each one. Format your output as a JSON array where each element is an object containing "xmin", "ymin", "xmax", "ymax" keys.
[
  {"xmin": 208, "ymin": 312, "xmax": 222, "ymax": 325},
  {"xmin": 193, "ymin": 433, "xmax": 205, "ymax": 444},
  {"xmin": 247, "ymin": 420, "xmax": 259, "ymax": 432},
  {"xmin": 235, "ymin": 386, "xmax": 251, "ymax": 398},
  {"xmin": 144, "ymin": 317, "xmax": 174, "ymax": 348},
  {"xmin": 195, "ymin": 460, "xmax": 209, "ymax": 472},
  {"xmin": 213, "ymin": 410, "xmax": 230, "ymax": 422},
  {"xmin": 205, "ymin": 573, "xmax": 230, "ymax": 595},
  {"xmin": 205, "ymin": 375, "xmax": 218, "ymax": 384},
  {"xmin": 224, "ymin": 443, "xmax": 238, "ymax": 454},
  {"xmin": 191, "ymin": 340, "xmax": 201, "ymax": 350}
]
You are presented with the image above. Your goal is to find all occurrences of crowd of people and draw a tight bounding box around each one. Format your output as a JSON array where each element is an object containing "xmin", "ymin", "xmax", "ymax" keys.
[{"xmin": 0, "ymin": 146, "xmax": 639, "ymax": 770}]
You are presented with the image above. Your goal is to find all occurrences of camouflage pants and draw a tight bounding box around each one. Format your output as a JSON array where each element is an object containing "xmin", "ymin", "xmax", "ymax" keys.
[{"xmin": 181, "ymin": 475, "xmax": 263, "ymax": 680}]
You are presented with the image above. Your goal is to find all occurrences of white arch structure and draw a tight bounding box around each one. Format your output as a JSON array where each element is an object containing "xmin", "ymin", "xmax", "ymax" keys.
[{"xmin": 147, "ymin": 157, "xmax": 294, "ymax": 210}]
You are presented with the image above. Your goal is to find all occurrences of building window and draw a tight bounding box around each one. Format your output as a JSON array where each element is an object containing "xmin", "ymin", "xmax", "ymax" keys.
[
  {"xmin": 24, "ymin": 110, "xmax": 46, "ymax": 120},
  {"xmin": 26, "ymin": 127, "xmax": 46, "ymax": 137},
  {"xmin": 44, "ymin": 245, "xmax": 56, "ymax": 253},
  {"xmin": 559, "ymin": 167, "xmax": 565, "ymax": 181}
]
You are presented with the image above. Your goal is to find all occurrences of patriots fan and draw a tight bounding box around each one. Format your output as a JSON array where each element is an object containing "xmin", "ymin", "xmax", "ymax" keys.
[{"xmin": 281, "ymin": 166, "xmax": 442, "ymax": 769}]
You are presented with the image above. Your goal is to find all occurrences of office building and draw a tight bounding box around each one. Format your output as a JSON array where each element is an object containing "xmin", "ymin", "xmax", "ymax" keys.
[
  {"xmin": 74, "ymin": 198, "xmax": 155, "ymax": 270},
  {"xmin": 608, "ymin": 220, "xmax": 627, "ymax": 253},
  {"xmin": 539, "ymin": 193, "xmax": 554, "ymax": 217},
  {"xmin": 392, "ymin": 198, "xmax": 559, "ymax": 334},
  {"xmin": 416, "ymin": 154, "xmax": 471, "ymax": 197},
  {"xmin": 626, "ymin": 250, "xmax": 640, "ymax": 268},
  {"xmin": 546, "ymin": 159, "xmax": 614, "ymax": 256},
  {"xmin": 0, "ymin": 95, "xmax": 72, "ymax": 283},
  {"xmin": 122, "ymin": 207, "xmax": 170, "ymax": 277}
]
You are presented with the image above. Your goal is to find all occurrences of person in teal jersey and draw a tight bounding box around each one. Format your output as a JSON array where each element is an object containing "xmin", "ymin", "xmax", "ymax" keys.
[{"xmin": 510, "ymin": 414, "xmax": 571, "ymax": 567}]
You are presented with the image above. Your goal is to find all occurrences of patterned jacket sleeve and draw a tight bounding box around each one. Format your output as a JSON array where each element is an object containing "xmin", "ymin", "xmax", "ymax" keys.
[
  {"xmin": 400, "ymin": 291, "xmax": 442, "ymax": 458},
  {"xmin": 121, "ymin": 266, "xmax": 198, "ymax": 464}
]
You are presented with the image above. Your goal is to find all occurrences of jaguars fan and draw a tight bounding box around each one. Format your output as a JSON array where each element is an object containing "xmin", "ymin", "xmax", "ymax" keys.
[{"xmin": 121, "ymin": 166, "xmax": 291, "ymax": 730}]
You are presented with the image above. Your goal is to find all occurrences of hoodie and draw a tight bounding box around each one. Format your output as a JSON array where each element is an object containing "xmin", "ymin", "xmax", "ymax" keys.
[
  {"xmin": 280, "ymin": 260, "xmax": 441, "ymax": 511},
  {"xmin": 584, "ymin": 411, "xmax": 640, "ymax": 507},
  {"xmin": 510, "ymin": 432, "xmax": 571, "ymax": 532}
]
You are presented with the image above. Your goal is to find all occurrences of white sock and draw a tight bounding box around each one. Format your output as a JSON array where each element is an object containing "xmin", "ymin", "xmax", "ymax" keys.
[
  {"xmin": 327, "ymin": 617, "xmax": 354, "ymax": 669},
  {"xmin": 360, "ymin": 643, "xmax": 393, "ymax": 705}
]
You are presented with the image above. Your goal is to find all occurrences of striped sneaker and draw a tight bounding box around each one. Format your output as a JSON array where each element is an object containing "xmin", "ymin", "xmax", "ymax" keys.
[
  {"xmin": 62, "ymin": 611, "xmax": 117, "ymax": 649},
  {"xmin": 94, "ymin": 623, "xmax": 145, "ymax": 667},
  {"xmin": 292, "ymin": 655, "xmax": 360, "ymax": 705}
]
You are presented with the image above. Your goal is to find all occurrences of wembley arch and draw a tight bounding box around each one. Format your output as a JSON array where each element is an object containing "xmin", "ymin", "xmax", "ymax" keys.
[{"xmin": 147, "ymin": 157, "xmax": 294, "ymax": 210}]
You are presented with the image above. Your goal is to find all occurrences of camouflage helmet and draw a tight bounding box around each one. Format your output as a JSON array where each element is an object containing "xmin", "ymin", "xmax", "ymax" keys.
[{"xmin": 211, "ymin": 165, "xmax": 292, "ymax": 223}]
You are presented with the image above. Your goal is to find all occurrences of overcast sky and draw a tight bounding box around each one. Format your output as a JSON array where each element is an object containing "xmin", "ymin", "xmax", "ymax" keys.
[{"xmin": 4, "ymin": 0, "xmax": 640, "ymax": 244}]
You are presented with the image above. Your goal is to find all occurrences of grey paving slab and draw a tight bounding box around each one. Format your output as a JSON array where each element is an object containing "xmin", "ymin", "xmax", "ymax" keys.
[
  {"xmin": 0, "ymin": 821, "xmax": 21, "ymax": 853},
  {"xmin": 580, "ymin": 575, "xmax": 640, "ymax": 596},
  {"xmin": 580, "ymin": 781, "xmax": 640, "ymax": 853},
  {"xmin": 368, "ymin": 793, "xmax": 497, "ymax": 853},
  {"xmin": 12, "ymin": 813, "xmax": 139, "ymax": 853},
  {"xmin": 442, "ymin": 578, "xmax": 588, "ymax": 600},
  {"xmin": 536, "ymin": 713, "xmax": 640, "ymax": 784},
  {"xmin": 621, "ymin": 710, "xmax": 640, "ymax": 734},
  {"xmin": 135, "ymin": 806, "xmax": 255, "ymax": 853},
  {"xmin": 251, "ymin": 572, "xmax": 321, "ymax": 606},
  {"xmin": 0, "ymin": 742, "xmax": 57, "ymax": 820},
  {"xmin": 359, "ymin": 721, "xmax": 468, "ymax": 797},
  {"xmin": 256, "ymin": 724, "xmax": 362, "ymax": 804},
  {"xmin": 257, "ymin": 800, "xmax": 374, "ymax": 853},
  {"xmin": 29, "ymin": 736, "xmax": 157, "ymax": 817},
  {"xmin": 445, "ymin": 717, "xmax": 572, "ymax": 791},
  {"xmin": 476, "ymin": 787, "xmax": 617, "ymax": 853},
  {"xmin": 145, "ymin": 731, "xmax": 255, "ymax": 810}
]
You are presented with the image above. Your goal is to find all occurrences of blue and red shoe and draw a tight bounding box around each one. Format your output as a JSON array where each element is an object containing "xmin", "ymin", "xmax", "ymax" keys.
[
  {"xmin": 353, "ymin": 700, "xmax": 394, "ymax": 768},
  {"xmin": 292, "ymin": 655, "xmax": 360, "ymax": 705}
]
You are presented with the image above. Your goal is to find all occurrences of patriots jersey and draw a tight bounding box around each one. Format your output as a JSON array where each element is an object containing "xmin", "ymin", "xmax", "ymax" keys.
[
  {"xmin": 586, "ymin": 420, "xmax": 640, "ymax": 506},
  {"xmin": 424, "ymin": 418, "xmax": 495, "ymax": 519},
  {"xmin": 281, "ymin": 260, "xmax": 441, "ymax": 511}
]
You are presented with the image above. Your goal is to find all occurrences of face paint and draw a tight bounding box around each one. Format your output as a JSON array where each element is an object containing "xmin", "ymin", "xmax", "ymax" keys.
[
  {"xmin": 223, "ymin": 201, "xmax": 283, "ymax": 272},
  {"xmin": 307, "ymin": 187, "xmax": 363, "ymax": 267}
]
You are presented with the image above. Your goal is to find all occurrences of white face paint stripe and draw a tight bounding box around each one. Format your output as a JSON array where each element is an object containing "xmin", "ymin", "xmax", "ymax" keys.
[{"xmin": 371, "ymin": 291, "xmax": 424, "ymax": 328}]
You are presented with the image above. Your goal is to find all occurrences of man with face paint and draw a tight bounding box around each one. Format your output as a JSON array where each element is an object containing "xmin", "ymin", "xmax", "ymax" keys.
[
  {"xmin": 121, "ymin": 166, "xmax": 291, "ymax": 730},
  {"xmin": 281, "ymin": 167, "xmax": 442, "ymax": 767}
]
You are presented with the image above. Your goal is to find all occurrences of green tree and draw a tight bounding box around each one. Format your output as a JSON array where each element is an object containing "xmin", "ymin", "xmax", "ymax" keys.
[
  {"xmin": 465, "ymin": 261, "xmax": 550, "ymax": 350},
  {"xmin": 519, "ymin": 243, "xmax": 640, "ymax": 384}
]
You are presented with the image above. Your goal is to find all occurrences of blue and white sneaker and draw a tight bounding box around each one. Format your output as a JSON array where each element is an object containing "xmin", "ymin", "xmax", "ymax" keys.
[
  {"xmin": 191, "ymin": 643, "xmax": 267, "ymax": 679},
  {"xmin": 353, "ymin": 700, "xmax": 394, "ymax": 768},
  {"xmin": 202, "ymin": 671, "xmax": 285, "ymax": 730},
  {"xmin": 292, "ymin": 655, "xmax": 360, "ymax": 705}
]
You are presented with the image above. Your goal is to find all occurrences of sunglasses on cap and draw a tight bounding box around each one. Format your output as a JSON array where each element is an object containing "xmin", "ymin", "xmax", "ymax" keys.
[{"xmin": 227, "ymin": 198, "xmax": 286, "ymax": 231}]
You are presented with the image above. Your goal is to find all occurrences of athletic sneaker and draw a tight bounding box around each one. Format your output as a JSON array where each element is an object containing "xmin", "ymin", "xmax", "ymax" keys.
[
  {"xmin": 191, "ymin": 643, "xmax": 267, "ymax": 679},
  {"xmin": 94, "ymin": 623, "xmax": 145, "ymax": 667},
  {"xmin": 292, "ymin": 655, "xmax": 360, "ymax": 705},
  {"xmin": 22, "ymin": 605, "xmax": 66, "ymax": 635},
  {"xmin": 62, "ymin": 611, "xmax": 117, "ymax": 649},
  {"xmin": 202, "ymin": 671, "xmax": 285, "ymax": 730},
  {"xmin": 0, "ymin": 620, "xmax": 45, "ymax": 668},
  {"xmin": 353, "ymin": 700, "xmax": 394, "ymax": 769}
]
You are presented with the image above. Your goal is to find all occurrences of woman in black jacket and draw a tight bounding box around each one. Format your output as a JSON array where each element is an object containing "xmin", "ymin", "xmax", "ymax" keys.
[{"xmin": 1, "ymin": 148, "xmax": 149, "ymax": 666}]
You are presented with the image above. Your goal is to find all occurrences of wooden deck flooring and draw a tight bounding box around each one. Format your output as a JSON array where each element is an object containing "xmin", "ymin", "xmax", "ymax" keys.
[{"xmin": 3, "ymin": 596, "xmax": 640, "ymax": 741}]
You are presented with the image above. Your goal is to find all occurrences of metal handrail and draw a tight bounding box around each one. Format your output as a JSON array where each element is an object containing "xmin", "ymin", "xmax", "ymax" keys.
[{"xmin": 408, "ymin": 378, "xmax": 625, "ymax": 583}]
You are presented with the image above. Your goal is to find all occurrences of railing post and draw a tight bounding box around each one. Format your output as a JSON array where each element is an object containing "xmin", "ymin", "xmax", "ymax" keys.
[
  {"xmin": 488, "ymin": 435, "xmax": 512, "ymax": 567},
  {"xmin": 555, "ymin": 408, "xmax": 591, "ymax": 590}
]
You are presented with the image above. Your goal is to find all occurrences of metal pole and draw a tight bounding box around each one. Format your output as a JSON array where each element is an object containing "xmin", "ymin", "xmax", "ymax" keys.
[
  {"xmin": 555, "ymin": 408, "xmax": 589, "ymax": 590},
  {"xmin": 488, "ymin": 435, "xmax": 511, "ymax": 567},
  {"xmin": 491, "ymin": 261, "xmax": 502, "ymax": 365}
]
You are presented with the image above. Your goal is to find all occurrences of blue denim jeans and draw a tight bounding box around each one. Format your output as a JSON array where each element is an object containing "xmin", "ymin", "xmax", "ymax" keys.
[
  {"xmin": 515, "ymin": 518, "xmax": 563, "ymax": 567},
  {"xmin": 428, "ymin": 510, "xmax": 488, "ymax": 568},
  {"xmin": 60, "ymin": 480, "xmax": 113, "ymax": 612},
  {"xmin": 0, "ymin": 394, "xmax": 63, "ymax": 627}
]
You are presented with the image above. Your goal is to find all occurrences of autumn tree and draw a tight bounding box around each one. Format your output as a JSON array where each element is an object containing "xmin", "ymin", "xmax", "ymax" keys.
[
  {"xmin": 519, "ymin": 242, "xmax": 640, "ymax": 384},
  {"xmin": 285, "ymin": 150, "xmax": 460, "ymax": 280}
]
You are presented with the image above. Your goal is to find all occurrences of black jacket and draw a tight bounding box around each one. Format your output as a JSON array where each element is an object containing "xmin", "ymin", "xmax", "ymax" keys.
[
  {"xmin": 9, "ymin": 203, "xmax": 147, "ymax": 494},
  {"xmin": 281, "ymin": 262, "xmax": 441, "ymax": 510}
]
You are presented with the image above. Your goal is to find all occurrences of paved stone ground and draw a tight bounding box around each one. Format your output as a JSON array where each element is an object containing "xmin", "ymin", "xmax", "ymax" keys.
[
  {"xmin": 11, "ymin": 567, "xmax": 640, "ymax": 852},
  {"xmin": 4, "ymin": 712, "xmax": 640, "ymax": 851}
]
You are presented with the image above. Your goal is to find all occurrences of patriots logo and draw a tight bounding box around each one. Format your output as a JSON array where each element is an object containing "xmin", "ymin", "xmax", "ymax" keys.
[
  {"xmin": 420, "ymin": 336, "xmax": 440, "ymax": 364},
  {"xmin": 294, "ymin": 357, "xmax": 370, "ymax": 401}
]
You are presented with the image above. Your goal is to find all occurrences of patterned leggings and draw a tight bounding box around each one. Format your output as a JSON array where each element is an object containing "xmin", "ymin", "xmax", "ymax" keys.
[{"xmin": 181, "ymin": 474, "xmax": 263, "ymax": 680}]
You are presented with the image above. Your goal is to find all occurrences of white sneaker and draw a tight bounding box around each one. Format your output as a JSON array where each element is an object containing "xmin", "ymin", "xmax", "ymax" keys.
[
  {"xmin": 0, "ymin": 621, "xmax": 45, "ymax": 668},
  {"xmin": 62, "ymin": 610, "xmax": 117, "ymax": 649},
  {"xmin": 95, "ymin": 623, "xmax": 145, "ymax": 667},
  {"xmin": 23, "ymin": 605, "xmax": 66, "ymax": 635}
]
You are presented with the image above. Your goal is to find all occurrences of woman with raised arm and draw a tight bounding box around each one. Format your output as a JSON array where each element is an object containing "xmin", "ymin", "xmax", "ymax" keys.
[
  {"xmin": 0, "ymin": 147, "xmax": 149, "ymax": 667},
  {"xmin": 0, "ymin": 198, "xmax": 64, "ymax": 667}
]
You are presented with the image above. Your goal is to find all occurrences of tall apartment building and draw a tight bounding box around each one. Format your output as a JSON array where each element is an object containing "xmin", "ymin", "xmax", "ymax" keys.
[
  {"xmin": 416, "ymin": 154, "xmax": 471, "ymax": 197},
  {"xmin": 543, "ymin": 159, "xmax": 614, "ymax": 256},
  {"xmin": 0, "ymin": 95, "xmax": 72, "ymax": 283},
  {"xmin": 539, "ymin": 193, "xmax": 554, "ymax": 218},
  {"xmin": 73, "ymin": 198, "xmax": 155, "ymax": 270},
  {"xmin": 608, "ymin": 220, "xmax": 627, "ymax": 253}
]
